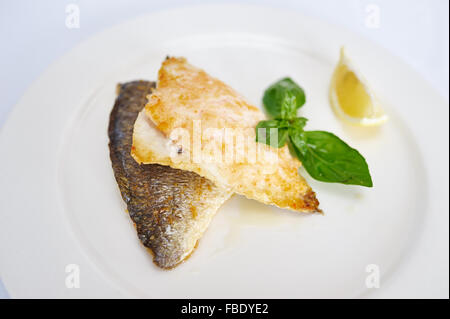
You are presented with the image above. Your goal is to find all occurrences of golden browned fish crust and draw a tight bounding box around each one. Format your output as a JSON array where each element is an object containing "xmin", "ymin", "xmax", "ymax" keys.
[
  {"xmin": 132, "ymin": 58, "xmax": 320, "ymax": 213},
  {"xmin": 108, "ymin": 80, "xmax": 231, "ymax": 269}
]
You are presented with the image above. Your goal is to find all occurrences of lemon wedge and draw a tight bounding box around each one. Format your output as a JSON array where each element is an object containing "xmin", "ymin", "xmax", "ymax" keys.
[{"xmin": 330, "ymin": 47, "xmax": 388, "ymax": 126}]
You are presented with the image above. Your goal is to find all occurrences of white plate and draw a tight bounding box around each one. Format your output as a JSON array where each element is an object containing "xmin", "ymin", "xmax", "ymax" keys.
[{"xmin": 0, "ymin": 4, "xmax": 448, "ymax": 298}]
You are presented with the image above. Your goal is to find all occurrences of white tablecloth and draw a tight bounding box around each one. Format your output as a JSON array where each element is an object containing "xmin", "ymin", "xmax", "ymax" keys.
[{"xmin": 0, "ymin": 0, "xmax": 448, "ymax": 298}]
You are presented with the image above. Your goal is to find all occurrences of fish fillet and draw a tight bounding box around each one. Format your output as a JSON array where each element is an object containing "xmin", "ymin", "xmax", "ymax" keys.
[
  {"xmin": 132, "ymin": 57, "xmax": 320, "ymax": 213},
  {"xmin": 108, "ymin": 80, "xmax": 232, "ymax": 269}
]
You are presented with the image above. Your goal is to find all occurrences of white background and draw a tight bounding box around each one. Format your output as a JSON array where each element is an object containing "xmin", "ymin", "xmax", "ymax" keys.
[{"xmin": 0, "ymin": 0, "xmax": 448, "ymax": 298}]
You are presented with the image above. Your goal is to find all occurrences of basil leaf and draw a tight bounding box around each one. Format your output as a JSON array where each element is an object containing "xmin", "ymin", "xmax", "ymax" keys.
[
  {"xmin": 256, "ymin": 120, "xmax": 288, "ymax": 148},
  {"xmin": 280, "ymin": 92, "xmax": 298, "ymax": 120},
  {"xmin": 289, "ymin": 130, "xmax": 373, "ymax": 187},
  {"xmin": 290, "ymin": 117, "xmax": 308, "ymax": 130},
  {"xmin": 263, "ymin": 78, "xmax": 306, "ymax": 118}
]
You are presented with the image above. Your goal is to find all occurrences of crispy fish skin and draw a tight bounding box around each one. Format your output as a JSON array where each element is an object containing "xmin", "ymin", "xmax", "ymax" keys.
[
  {"xmin": 132, "ymin": 57, "xmax": 320, "ymax": 213},
  {"xmin": 108, "ymin": 80, "xmax": 231, "ymax": 269}
]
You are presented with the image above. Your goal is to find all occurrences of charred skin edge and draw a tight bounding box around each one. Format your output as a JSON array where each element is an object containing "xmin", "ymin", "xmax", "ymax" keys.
[
  {"xmin": 108, "ymin": 80, "xmax": 204, "ymax": 269},
  {"xmin": 128, "ymin": 218, "xmax": 200, "ymax": 270},
  {"xmin": 303, "ymin": 189, "xmax": 322, "ymax": 214},
  {"xmin": 144, "ymin": 240, "xmax": 200, "ymax": 270}
]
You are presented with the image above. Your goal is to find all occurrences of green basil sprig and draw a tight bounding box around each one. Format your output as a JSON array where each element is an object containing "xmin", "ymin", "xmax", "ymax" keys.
[
  {"xmin": 256, "ymin": 78, "xmax": 373, "ymax": 187},
  {"xmin": 256, "ymin": 120, "xmax": 289, "ymax": 148},
  {"xmin": 263, "ymin": 77, "xmax": 306, "ymax": 118}
]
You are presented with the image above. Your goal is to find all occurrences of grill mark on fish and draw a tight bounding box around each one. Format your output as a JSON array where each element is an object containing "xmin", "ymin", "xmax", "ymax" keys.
[{"xmin": 108, "ymin": 80, "xmax": 231, "ymax": 269}]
